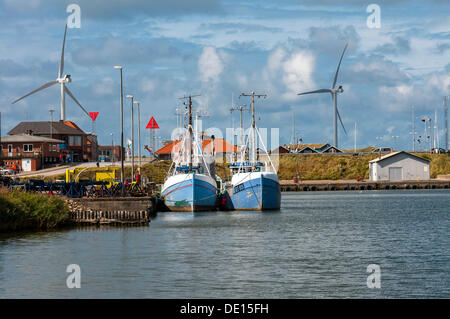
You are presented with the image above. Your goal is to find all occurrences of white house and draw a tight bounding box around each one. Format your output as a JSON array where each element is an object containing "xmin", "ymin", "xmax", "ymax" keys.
[{"xmin": 369, "ymin": 151, "xmax": 430, "ymax": 181}]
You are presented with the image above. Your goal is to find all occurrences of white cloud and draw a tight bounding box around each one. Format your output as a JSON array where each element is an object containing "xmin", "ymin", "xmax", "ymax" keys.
[
  {"xmin": 428, "ymin": 73, "xmax": 450, "ymax": 92},
  {"xmin": 198, "ymin": 46, "xmax": 224, "ymax": 83},
  {"xmin": 140, "ymin": 77, "xmax": 156, "ymax": 93},
  {"xmin": 92, "ymin": 77, "xmax": 114, "ymax": 95},
  {"xmin": 282, "ymin": 51, "xmax": 316, "ymax": 98},
  {"xmin": 264, "ymin": 47, "xmax": 316, "ymax": 101}
]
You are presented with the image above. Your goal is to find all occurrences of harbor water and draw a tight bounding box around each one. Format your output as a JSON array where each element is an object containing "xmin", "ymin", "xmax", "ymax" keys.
[{"xmin": 0, "ymin": 190, "xmax": 449, "ymax": 298}]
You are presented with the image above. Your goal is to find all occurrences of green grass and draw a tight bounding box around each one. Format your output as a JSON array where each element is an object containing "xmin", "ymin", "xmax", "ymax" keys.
[
  {"xmin": 134, "ymin": 153, "xmax": 450, "ymax": 182},
  {"xmin": 0, "ymin": 190, "xmax": 69, "ymax": 231}
]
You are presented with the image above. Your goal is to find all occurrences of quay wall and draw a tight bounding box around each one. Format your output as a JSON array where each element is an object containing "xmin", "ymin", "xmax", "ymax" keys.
[{"xmin": 280, "ymin": 180, "xmax": 450, "ymax": 192}]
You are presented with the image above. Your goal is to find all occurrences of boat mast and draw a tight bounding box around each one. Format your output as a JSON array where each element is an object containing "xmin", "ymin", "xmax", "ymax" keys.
[
  {"xmin": 230, "ymin": 104, "xmax": 249, "ymax": 146},
  {"xmin": 179, "ymin": 94, "xmax": 200, "ymax": 172},
  {"xmin": 240, "ymin": 91, "xmax": 266, "ymax": 168}
]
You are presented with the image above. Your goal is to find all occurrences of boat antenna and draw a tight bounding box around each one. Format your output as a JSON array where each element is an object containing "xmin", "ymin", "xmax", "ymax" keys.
[
  {"xmin": 178, "ymin": 94, "xmax": 201, "ymax": 172},
  {"xmin": 239, "ymin": 91, "xmax": 266, "ymax": 168}
]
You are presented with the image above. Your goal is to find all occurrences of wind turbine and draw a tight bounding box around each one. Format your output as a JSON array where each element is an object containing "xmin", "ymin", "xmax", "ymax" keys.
[
  {"xmin": 297, "ymin": 43, "xmax": 348, "ymax": 148},
  {"xmin": 12, "ymin": 25, "xmax": 89, "ymax": 121}
]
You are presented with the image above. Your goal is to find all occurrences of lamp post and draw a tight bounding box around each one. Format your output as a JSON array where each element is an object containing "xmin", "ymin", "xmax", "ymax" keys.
[
  {"xmin": 422, "ymin": 117, "xmax": 431, "ymax": 153},
  {"xmin": 110, "ymin": 132, "xmax": 114, "ymax": 163},
  {"xmin": 392, "ymin": 135, "xmax": 399, "ymax": 151},
  {"xmin": 134, "ymin": 101, "xmax": 142, "ymax": 184},
  {"xmin": 376, "ymin": 136, "xmax": 383, "ymax": 158},
  {"xmin": 126, "ymin": 94, "xmax": 135, "ymax": 182},
  {"xmin": 113, "ymin": 66, "xmax": 125, "ymax": 192}
]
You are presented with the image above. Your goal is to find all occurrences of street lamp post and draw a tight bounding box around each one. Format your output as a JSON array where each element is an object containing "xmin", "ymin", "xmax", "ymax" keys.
[
  {"xmin": 113, "ymin": 66, "xmax": 125, "ymax": 194},
  {"xmin": 134, "ymin": 101, "xmax": 142, "ymax": 184},
  {"xmin": 422, "ymin": 117, "xmax": 432, "ymax": 153},
  {"xmin": 376, "ymin": 136, "xmax": 383, "ymax": 158},
  {"xmin": 111, "ymin": 132, "xmax": 114, "ymax": 163},
  {"xmin": 392, "ymin": 135, "xmax": 399, "ymax": 150},
  {"xmin": 126, "ymin": 95, "xmax": 135, "ymax": 182}
]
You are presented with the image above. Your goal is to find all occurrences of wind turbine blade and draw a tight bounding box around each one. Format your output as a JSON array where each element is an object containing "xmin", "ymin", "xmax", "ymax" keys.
[
  {"xmin": 332, "ymin": 43, "xmax": 348, "ymax": 89},
  {"xmin": 64, "ymin": 86, "xmax": 90, "ymax": 117},
  {"xmin": 336, "ymin": 108, "xmax": 347, "ymax": 135},
  {"xmin": 297, "ymin": 89, "xmax": 331, "ymax": 96},
  {"xmin": 59, "ymin": 24, "xmax": 67, "ymax": 78},
  {"xmin": 12, "ymin": 80, "xmax": 58, "ymax": 104}
]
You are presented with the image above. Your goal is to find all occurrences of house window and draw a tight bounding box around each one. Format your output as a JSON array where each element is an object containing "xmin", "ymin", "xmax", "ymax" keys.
[
  {"xmin": 23, "ymin": 144, "xmax": 33, "ymax": 152},
  {"xmin": 68, "ymin": 136, "xmax": 82, "ymax": 146},
  {"xmin": 53, "ymin": 145, "xmax": 57, "ymax": 152}
]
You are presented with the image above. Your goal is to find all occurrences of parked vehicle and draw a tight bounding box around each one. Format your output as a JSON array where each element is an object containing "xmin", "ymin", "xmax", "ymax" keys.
[
  {"xmin": 431, "ymin": 148, "xmax": 447, "ymax": 154},
  {"xmin": 372, "ymin": 147, "xmax": 393, "ymax": 153},
  {"xmin": 0, "ymin": 168, "xmax": 15, "ymax": 175}
]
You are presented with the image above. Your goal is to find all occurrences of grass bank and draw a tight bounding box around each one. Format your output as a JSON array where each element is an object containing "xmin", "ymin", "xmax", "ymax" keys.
[
  {"xmin": 0, "ymin": 190, "xmax": 69, "ymax": 232},
  {"xmin": 136, "ymin": 153, "xmax": 449, "ymax": 183}
]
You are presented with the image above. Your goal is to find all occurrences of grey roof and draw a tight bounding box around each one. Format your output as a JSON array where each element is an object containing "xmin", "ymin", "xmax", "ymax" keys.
[
  {"xmin": 321, "ymin": 145, "xmax": 343, "ymax": 153},
  {"xmin": 0, "ymin": 134, "xmax": 64, "ymax": 143},
  {"xmin": 8, "ymin": 121, "xmax": 86, "ymax": 136},
  {"xmin": 369, "ymin": 151, "xmax": 431, "ymax": 163},
  {"xmin": 298, "ymin": 146, "xmax": 319, "ymax": 153}
]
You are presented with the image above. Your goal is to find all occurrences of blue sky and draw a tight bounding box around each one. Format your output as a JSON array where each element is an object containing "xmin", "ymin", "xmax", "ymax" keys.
[{"xmin": 0, "ymin": 0, "xmax": 449, "ymax": 152}]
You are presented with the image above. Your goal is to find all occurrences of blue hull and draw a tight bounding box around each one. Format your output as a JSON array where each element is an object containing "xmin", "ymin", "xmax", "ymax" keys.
[
  {"xmin": 229, "ymin": 175, "xmax": 281, "ymax": 211},
  {"xmin": 162, "ymin": 174, "xmax": 217, "ymax": 212}
]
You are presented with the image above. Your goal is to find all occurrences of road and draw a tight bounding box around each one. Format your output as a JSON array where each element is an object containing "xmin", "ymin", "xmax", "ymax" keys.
[{"xmin": 16, "ymin": 159, "xmax": 155, "ymax": 178}]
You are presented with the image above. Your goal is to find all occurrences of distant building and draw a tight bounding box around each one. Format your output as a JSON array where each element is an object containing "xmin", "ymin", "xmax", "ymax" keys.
[
  {"xmin": 0, "ymin": 133, "xmax": 64, "ymax": 171},
  {"xmin": 271, "ymin": 146, "xmax": 289, "ymax": 154},
  {"xmin": 285, "ymin": 143, "xmax": 342, "ymax": 154},
  {"xmin": 321, "ymin": 145, "xmax": 343, "ymax": 154},
  {"xmin": 369, "ymin": 151, "xmax": 430, "ymax": 181},
  {"xmin": 8, "ymin": 120, "xmax": 93, "ymax": 162},
  {"xmin": 98, "ymin": 145, "xmax": 125, "ymax": 162},
  {"xmin": 297, "ymin": 146, "xmax": 318, "ymax": 154},
  {"xmin": 155, "ymin": 137, "xmax": 238, "ymax": 161},
  {"xmin": 86, "ymin": 133, "xmax": 99, "ymax": 162}
]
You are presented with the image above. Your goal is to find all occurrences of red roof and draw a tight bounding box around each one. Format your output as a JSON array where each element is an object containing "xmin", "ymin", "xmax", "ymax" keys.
[
  {"xmin": 155, "ymin": 138, "xmax": 238, "ymax": 155},
  {"xmin": 155, "ymin": 140, "xmax": 181, "ymax": 155},
  {"xmin": 64, "ymin": 121, "xmax": 84, "ymax": 132}
]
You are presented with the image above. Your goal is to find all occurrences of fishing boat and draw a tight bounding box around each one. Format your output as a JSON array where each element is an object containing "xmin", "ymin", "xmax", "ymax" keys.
[
  {"xmin": 161, "ymin": 95, "xmax": 217, "ymax": 212},
  {"xmin": 226, "ymin": 92, "xmax": 281, "ymax": 211}
]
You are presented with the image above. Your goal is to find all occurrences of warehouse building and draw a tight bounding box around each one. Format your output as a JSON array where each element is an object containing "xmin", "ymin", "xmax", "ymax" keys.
[{"xmin": 369, "ymin": 151, "xmax": 430, "ymax": 181}]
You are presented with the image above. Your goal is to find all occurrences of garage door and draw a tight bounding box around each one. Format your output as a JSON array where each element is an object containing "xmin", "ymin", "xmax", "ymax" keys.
[
  {"xmin": 22, "ymin": 159, "xmax": 32, "ymax": 172},
  {"xmin": 389, "ymin": 167, "xmax": 402, "ymax": 181}
]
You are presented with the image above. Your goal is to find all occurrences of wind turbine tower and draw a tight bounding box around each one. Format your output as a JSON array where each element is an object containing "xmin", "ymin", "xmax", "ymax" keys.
[
  {"xmin": 297, "ymin": 43, "xmax": 348, "ymax": 148},
  {"xmin": 445, "ymin": 96, "xmax": 448, "ymax": 150},
  {"xmin": 12, "ymin": 25, "xmax": 90, "ymax": 121}
]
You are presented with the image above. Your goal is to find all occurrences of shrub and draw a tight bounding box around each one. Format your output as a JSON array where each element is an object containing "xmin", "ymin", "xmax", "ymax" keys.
[{"xmin": 0, "ymin": 190, "xmax": 69, "ymax": 231}]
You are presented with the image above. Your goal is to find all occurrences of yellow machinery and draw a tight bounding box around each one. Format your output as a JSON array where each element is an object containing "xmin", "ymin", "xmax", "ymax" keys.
[{"xmin": 66, "ymin": 166, "xmax": 120, "ymax": 188}]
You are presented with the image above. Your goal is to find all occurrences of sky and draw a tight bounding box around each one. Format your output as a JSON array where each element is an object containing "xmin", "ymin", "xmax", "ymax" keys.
[{"xmin": 0, "ymin": 0, "xmax": 449, "ymax": 153}]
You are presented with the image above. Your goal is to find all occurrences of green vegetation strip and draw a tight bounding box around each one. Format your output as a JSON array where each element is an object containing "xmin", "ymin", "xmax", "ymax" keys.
[
  {"xmin": 0, "ymin": 190, "xmax": 69, "ymax": 232},
  {"xmin": 136, "ymin": 154, "xmax": 450, "ymax": 183}
]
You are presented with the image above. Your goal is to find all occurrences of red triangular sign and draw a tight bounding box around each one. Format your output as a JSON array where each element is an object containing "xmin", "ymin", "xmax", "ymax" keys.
[
  {"xmin": 146, "ymin": 116, "xmax": 159, "ymax": 129},
  {"xmin": 89, "ymin": 112, "xmax": 99, "ymax": 122}
]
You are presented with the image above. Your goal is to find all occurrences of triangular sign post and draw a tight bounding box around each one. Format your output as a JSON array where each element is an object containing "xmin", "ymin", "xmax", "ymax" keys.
[
  {"xmin": 89, "ymin": 112, "xmax": 99, "ymax": 122},
  {"xmin": 146, "ymin": 116, "xmax": 159, "ymax": 129}
]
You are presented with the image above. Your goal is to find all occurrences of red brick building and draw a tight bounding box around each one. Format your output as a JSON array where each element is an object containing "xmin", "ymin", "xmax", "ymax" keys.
[
  {"xmin": 0, "ymin": 133, "xmax": 65, "ymax": 171},
  {"xmin": 8, "ymin": 120, "xmax": 98, "ymax": 162}
]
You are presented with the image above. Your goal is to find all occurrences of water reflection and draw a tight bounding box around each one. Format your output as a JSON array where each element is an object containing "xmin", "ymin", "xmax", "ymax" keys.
[{"xmin": 0, "ymin": 189, "xmax": 448, "ymax": 298}]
